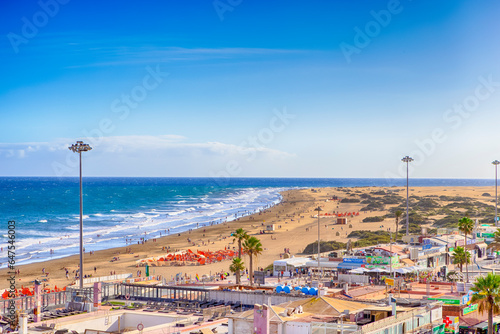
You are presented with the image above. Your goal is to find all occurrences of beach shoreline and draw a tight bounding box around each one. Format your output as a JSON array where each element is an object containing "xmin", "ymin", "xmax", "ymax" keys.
[
  {"xmin": 1, "ymin": 185, "xmax": 497, "ymax": 290},
  {"xmin": 0, "ymin": 189, "xmax": 285, "ymax": 270}
]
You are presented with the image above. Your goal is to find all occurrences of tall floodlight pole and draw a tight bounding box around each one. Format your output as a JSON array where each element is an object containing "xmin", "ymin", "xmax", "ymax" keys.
[
  {"xmin": 314, "ymin": 206, "xmax": 323, "ymax": 279},
  {"xmin": 69, "ymin": 141, "xmax": 92, "ymax": 289},
  {"xmin": 388, "ymin": 228, "xmax": 393, "ymax": 278},
  {"xmin": 493, "ymin": 160, "xmax": 500, "ymax": 227},
  {"xmin": 402, "ymin": 156, "xmax": 414, "ymax": 236}
]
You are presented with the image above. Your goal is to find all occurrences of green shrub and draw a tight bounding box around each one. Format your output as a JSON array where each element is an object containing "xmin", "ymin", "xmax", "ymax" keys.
[
  {"xmin": 341, "ymin": 198, "xmax": 360, "ymax": 203},
  {"xmin": 362, "ymin": 216, "xmax": 385, "ymax": 223},
  {"xmin": 302, "ymin": 241, "xmax": 346, "ymax": 254}
]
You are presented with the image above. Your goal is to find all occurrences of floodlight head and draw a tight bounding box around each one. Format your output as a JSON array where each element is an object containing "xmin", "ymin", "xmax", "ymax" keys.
[
  {"xmin": 493, "ymin": 160, "xmax": 500, "ymax": 166},
  {"xmin": 69, "ymin": 141, "xmax": 92, "ymax": 153},
  {"xmin": 314, "ymin": 206, "xmax": 323, "ymax": 212},
  {"xmin": 401, "ymin": 156, "xmax": 414, "ymax": 163}
]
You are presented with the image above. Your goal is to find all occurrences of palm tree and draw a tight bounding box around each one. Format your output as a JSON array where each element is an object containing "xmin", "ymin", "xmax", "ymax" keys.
[
  {"xmin": 458, "ymin": 216, "xmax": 475, "ymax": 283},
  {"xmin": 452, "ymin": 246, "xmax": 470, "ymax": 275},
  {"xmin": 233, "ymin": 228, "xmax": 249, "ymax": 258},
  {"xmin": 395, "ymin": 210, "xmax": 403, "ymax": 241},
  {"xmin": 243, "ymin": 236, "xmax": 263, "ymax": 286},
  {"xmin": 229, "ymin": 257, "xmax": 245, "ymax": 285},
  {"xmin": 487, "ymin": 228, "xmax": 500, "ymax": 254},
  {"xmin": 470, "ymin": 273, "xmax": 500, "ymax": 334}
]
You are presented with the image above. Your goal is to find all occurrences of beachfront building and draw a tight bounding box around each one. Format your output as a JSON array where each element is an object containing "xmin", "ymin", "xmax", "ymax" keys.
[
  {"xmin": 273, "ymin": 257, "xmax": 310, "ymax": 277},
  {"xmin": 473, "ymin": 224, "xmax": 497, "ymax": 244},
  {"xmin": 228, "ymin": 297, "xmax": 444, "ymax": 334}
]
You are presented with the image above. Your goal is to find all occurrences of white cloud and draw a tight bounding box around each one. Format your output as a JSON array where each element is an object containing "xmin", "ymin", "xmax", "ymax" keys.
[{"xmin": 0, "ymin": 135, "xmax": 295, "ymax": 177}]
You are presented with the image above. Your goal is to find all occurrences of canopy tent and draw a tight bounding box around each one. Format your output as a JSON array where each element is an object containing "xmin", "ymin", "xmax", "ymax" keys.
[
  {"xmin": 394, "ymin": 268, "xmax": 411, "ymax": 274},
  {"xmin": 349, "ymin": 267, "xmax": 369, "ymax": 274}
]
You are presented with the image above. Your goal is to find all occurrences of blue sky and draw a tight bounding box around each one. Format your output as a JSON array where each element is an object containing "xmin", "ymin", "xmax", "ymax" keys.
[{"xmin": 1, "ymin": 0, "xmax": 500, "ymax": 178}]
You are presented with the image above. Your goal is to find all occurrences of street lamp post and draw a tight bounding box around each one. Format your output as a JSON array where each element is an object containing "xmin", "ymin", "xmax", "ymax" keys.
[
  {"xmin": 314, "ymin": 206, "xmax": 323, "ymax": 280},
  {"xmin": 493, "ymin": 160, "xmax": 500, "ymax": 227},
  {"xmin": 340, "ymin": 310, "xmax": 350, "ymax": 334},
  {"xmin": 69, "ymin": 141, "xmax": 92, "ymax": 290},
  {"xmin": 402, "ymin": 156, "xmax": 414, "ymax": 236},
  {"xmin": 388, "ymin": 228, "xmax": 393, "ymax": 278}
]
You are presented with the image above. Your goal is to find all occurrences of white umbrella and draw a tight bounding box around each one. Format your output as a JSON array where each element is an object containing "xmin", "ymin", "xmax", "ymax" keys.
[
  {"xmin": 349, "ymin": 268, "xmax": 368, "ymax": 274},
  {"xmin": 416, "ymin": 265, "xmax": 429, "ymax": 271},
  {"xmin": 368, "ymin": 268, "xmax": 388, "ymax": 273},
  {"xmin": 394, "ymin": 268, "xmax": 411, "ymax": 274}
]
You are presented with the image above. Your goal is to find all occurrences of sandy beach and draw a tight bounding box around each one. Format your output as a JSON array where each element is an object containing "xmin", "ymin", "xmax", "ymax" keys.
[{"xmin": 1, "ymin": 186, "xmax": 496, "ymax": 290}]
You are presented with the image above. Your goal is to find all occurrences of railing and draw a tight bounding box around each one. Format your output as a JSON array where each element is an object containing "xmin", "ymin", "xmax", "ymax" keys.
[
  {"xmin": 0, "ymin": 291, "xmax": 70, "ymax": 315},
  {"xmin": 119, "ymin": 284, "xmax": 210, "ymax": 302},
  {"xmin": 311, "ymin": 322, "xmax": 359, "ymax": 334},
  {"xmin": 338, "ymin": 274, "xmax": 370, "ymax": 284},
  {"xmin": 353, "ymin": 308, "xmax": 430, "ymax": 334},
  {"xmin": 83, "ymin": 273, "xmax": 133, "ymax": 284}
]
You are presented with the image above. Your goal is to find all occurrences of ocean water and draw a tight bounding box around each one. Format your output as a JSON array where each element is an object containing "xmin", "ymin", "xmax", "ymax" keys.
[{"xmin": 0, "ymin": 177, "xmax": 495, "ymax": 268}]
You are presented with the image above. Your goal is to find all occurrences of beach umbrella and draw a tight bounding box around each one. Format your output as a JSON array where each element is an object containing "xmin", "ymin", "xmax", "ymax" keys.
[
  {"xmin": 415, "ymin": 265, "xmax": 429, "ymax": 271},
  {"xmin": 368, "ymin": 268, "xmax": 388, "ymax": 273},
  {"xmin": 349, "ymin": 268, "xmax": 368, "ymax": 274},
  {"xmin": 301, "ymin": 286, "xmax": 310, "ymax": 294},
  {"xmin": 294, "ymin": 286, "xmax": 302, "ymax": 291},
  {"xmin": 283, "ymin": 286, "xmax": 291, "ymax": 293}
]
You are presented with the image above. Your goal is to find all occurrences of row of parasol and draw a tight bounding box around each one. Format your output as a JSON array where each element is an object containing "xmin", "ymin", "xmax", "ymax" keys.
[
  {"xmin": 1, "ymin": 285, "xmax": 66, "ymax": 299},
  {"xmin": 137, "ymin": 248, "xmax": 239, "ymax": 266}
]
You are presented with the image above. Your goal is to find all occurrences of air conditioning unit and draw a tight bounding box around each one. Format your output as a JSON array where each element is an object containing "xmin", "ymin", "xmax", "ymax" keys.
[{"xmin": 409, "ymin": 247, "xmax": 420, "ymax": 260}]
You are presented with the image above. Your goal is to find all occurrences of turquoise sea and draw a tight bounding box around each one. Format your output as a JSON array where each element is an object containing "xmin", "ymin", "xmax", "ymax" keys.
[{"xmin": 0, "ymin": 177, "xmax": 495, "ymax": 267}]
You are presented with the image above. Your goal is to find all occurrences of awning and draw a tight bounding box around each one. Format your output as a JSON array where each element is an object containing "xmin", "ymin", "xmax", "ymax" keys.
[
  {"xmin": 401, "ymin": 258, "xmax": 414, "ymax": 266},
  {"xmin": 305, "ymin": 261, "xmax": 340, "ymax": 269},
  {"xmin": 475, "ymin": 243, "xmax": 487, "ymax": 249},
  {"xmin": 337, "ymin": 262, "xmax": 363, "ymax": 270}
]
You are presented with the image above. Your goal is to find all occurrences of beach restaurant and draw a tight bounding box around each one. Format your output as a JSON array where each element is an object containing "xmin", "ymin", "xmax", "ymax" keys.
[{"xmin": 273, "ymin": 257, "xmax": 310, "ymax": 277}]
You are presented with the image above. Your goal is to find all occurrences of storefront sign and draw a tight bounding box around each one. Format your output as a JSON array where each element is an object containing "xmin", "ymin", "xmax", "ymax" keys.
[
  {"xmin": 422, "ymin": 246, "xmax": 446, "ymax": 256},
  {"xmin": 428, "ymin": 297, "xmax": 460, "ymax": 305},
  {"xmin": 434, "ymin": 324, "xmax": 445, "ymax": 334},
  {"xmin": 343, "ymin": 258, "xmax": 365, "ymax": 264},
  {"xmin": 443, "ymin": 316, "xmax": 459, "ymax": 334},
  {"xmin": 366, "ymin": 256, "xmax": 398, "ymax": 265},
  {"xmin": 461, "ymin": 290, "xmax": 476, "ymax": 305},
  {"xmin": 463, "ymin": 304, "xmax": 478, "ymax": 315},
  {"xmin": 385, "ymin": 278, "xmax": 394, "ymax": 286}
]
